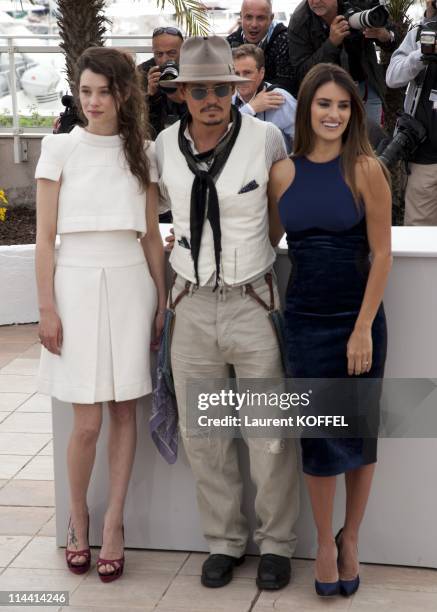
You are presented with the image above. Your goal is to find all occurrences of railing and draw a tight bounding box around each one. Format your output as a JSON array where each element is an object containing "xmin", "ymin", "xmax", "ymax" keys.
[{"xmin": 0, "ymin": 35, "xmax": 153, "ymax": 162}]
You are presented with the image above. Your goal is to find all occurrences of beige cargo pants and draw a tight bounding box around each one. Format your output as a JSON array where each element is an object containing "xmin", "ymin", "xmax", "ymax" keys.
[{"xmin": 171, "ymin": 273, "xmax": 300, "ymax": 558}]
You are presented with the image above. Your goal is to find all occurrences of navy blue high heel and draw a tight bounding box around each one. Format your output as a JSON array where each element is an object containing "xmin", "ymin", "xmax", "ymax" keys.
[
  {"xmin": 335, "ymin": 528, "xmax": 360, "ymax": 597},
  {"xmin": 339, "ymin": 574, "xmax": 360, "ymax": 596},
  {"xmin": 314, "ymin": 579, "xmax": 340, "ymax": 597},
  {"xmin": 314, "ymin": 540, "xmax": 340, "ymax": 597}
]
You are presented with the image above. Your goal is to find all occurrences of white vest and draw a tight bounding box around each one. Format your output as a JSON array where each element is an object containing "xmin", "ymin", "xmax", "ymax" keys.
[{"xmin": 159, "ymin": 115, "xmax": 276, "ymax": 285}]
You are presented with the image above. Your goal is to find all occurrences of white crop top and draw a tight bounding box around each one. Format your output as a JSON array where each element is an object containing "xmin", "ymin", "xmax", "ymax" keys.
[{"xmin": 35, "ymin": 126, "xmax": 158, "ymax": 236}]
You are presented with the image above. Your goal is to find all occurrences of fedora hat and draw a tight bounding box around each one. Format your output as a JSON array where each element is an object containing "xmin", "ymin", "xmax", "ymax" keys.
[{"xmin": 159, "ymin": 36, "xmax": 251, "ymax": 87}]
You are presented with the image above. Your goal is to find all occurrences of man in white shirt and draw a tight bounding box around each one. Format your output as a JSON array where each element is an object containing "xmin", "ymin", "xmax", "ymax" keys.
[
  {"xmin": 232, "ymin": 44, "xmax": 297, "ymax": 152},
  {"xmin": 155, "ymin": 36, "xmax": 299, "ymax": 592},
  {"xmin": 385, "ymin": 2, "xmax": 437, "ymax": 225}
]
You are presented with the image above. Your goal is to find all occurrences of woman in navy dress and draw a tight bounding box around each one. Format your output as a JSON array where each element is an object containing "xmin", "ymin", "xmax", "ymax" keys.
[{"xmin": 268, "ymin": 64, "xmax": 391, "ymax": 596}]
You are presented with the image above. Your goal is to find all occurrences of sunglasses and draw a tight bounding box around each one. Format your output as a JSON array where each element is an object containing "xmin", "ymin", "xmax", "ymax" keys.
[
  {"xmin": 152, "ymin": 27, "xmax": 183, "ymax": 39},
  {"xmin": 187, "ymin": 84, "xmax": 233, "ymax": 101}
]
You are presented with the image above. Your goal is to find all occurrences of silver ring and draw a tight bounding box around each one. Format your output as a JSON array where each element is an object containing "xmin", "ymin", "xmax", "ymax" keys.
[{"xmin": 364, "ymin": 361, "xmax": 369, "ymax": 366}]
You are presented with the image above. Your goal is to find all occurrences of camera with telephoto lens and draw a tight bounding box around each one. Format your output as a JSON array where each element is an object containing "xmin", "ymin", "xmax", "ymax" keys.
[
  {"xmin": 341, "ymin": 0, "xmax": 389, "ymax": 30},
  {"xmin": 377, "ymin": 113, "xmax": 427, "ymax": 168},
  {"xmin": 420, "ymin": 19, "xmax": 437, "ymax": 62},
  {"xmin": 158, "ymin": 60, "xmax": 179, "ymax": 93}
]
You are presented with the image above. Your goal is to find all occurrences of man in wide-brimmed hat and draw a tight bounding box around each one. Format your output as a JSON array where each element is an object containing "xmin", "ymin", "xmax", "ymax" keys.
[{"xmin": 155, "ymin": 36, "xmax": 299, "ymax": 591}]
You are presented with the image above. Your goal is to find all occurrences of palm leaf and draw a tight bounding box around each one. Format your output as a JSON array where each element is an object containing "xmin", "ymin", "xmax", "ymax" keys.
[
  {"xmin": 386, "ymin": 0, "xmax": 416, "ymax": 28},
  {"xmin": 155, "ymin": 0, "xmax": 209, "ymax": 36}
]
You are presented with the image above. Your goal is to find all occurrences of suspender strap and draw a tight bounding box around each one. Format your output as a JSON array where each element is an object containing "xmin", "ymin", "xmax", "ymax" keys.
[
  {"xmin": 170, "ymin": 272, "xmax": 275, "ymax": 311},
  {"xmin": 169, "ymin": 273, "xmax": 191, "ymax": 311},
  {"xmin": 244, "ymin": 272, "xmax": 275, "ymax": 312},
  {"xmin": 265, "ymin": 272, "xmax": 275, "ymax": 310}
]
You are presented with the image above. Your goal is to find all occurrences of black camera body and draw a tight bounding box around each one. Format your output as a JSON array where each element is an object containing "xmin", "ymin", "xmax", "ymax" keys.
[
  {"xmin": 53, "ymin": 94, "xmax": 81, "ymax": 134},
  {"xmin": 341, "ymin": 0, "xmax": 389, "ymax": 30},
  {"xmin": 157, "ymin": 60, "xmax": 179, "ymax": 94},
  {"xmin": 377, "ymin": 113, "xmax": 427, "ymax": 168},
  {"xmin": 159, "ymin": 60, "xmax": 179, "ymax": 80}
]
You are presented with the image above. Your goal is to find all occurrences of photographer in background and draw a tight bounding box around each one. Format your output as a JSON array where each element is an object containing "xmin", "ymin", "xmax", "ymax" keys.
[
  {"xmin": 386, "ymin": 1, "xmax": 437, "ymax": 225},
  {"xmin": 288, "ymin": 0, "xmax": 399, "ymax": 123},
  {"xmin": 139, "ymin": 27, "xmax": 187, "ymax": 139},
  {"xmin": 227, "ymin": 0, "xmax": 295, "ymax": 93},
  {"xmin": 232, "ymin": 45, "xmax": 297, "ymax": 152}
]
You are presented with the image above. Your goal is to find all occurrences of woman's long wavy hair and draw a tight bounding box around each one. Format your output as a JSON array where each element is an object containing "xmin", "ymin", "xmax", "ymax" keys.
[
  {"xmin": 293, "ymin": 63, "xmax": 390, "ymax": 203},
  {"xmin": 75, "ymin": 47, "xmax": 150, "ymax": 191}
]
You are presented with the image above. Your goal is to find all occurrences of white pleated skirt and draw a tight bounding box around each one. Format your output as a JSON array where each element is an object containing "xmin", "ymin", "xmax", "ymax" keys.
[{"xmin": 38, "ymin": 231, "xmax": 157, "ymax": 404}]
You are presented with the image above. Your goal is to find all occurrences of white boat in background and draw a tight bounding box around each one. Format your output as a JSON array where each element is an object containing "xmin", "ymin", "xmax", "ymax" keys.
[
  {"xmin": 0, "ymin": 0, "xmax": 53, "ymax": 33},
  {"xmin": 0, "ymin": 1, "xmax": 47, "ymax": 17},
  {"xmin": 0, "ymin": 8, "xmax": 65, "ymax": 117}
]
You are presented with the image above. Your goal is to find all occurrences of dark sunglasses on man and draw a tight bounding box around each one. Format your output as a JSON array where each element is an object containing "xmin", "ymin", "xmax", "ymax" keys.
[
  {"xmin": 187, "ymin": 84, "xmax": 233, "ymax": 100},
  {"xmin": 152, "ymin": 27, "xmax": 183, "ymax": 39}
]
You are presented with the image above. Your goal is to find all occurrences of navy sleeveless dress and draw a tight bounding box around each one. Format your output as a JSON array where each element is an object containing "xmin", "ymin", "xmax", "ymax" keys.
[{"xmin": 278, "ymin": 156, "xmax": 387, "ymax": 476}]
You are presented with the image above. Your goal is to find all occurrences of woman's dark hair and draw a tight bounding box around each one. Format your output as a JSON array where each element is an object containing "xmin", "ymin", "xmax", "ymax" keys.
[
  {"xmin": 75, "ymin": 46, "xmax": 150, "ymax": 191},
  {"xmin": 293, "ymin": 63, "xmax": 390, "ymax": 202}
]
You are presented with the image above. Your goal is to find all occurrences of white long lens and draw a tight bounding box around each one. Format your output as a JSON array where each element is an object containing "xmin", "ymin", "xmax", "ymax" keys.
[{"xmin": 348, "ymin": 5, "xmax": 388, "ymax": 30}]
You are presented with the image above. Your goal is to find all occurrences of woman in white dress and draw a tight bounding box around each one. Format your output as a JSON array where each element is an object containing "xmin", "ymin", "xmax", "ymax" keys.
[{"xmin": 35, "ymin": 47, "xmax": 166, "ymax": 582}]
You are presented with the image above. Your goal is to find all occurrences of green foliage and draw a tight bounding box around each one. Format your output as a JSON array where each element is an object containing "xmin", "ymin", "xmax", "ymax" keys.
[
  {"xmin": 0, "ymin": 108, "xmax": 54, "ymax": 128},
  {"xmin": 386, "ymin": 0, "xmax": 416, "ymax": 27}
]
